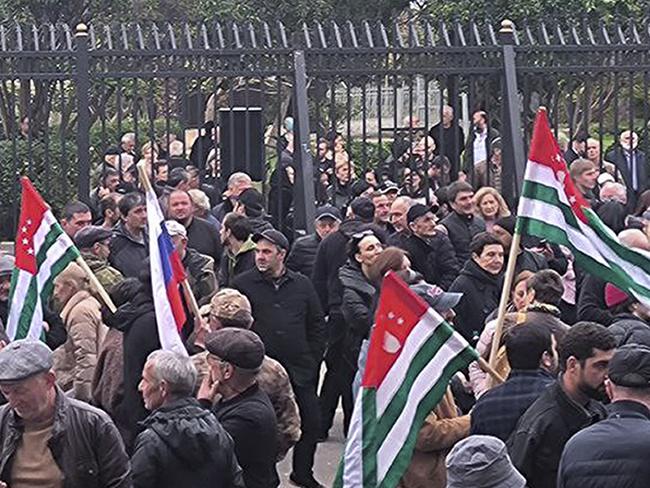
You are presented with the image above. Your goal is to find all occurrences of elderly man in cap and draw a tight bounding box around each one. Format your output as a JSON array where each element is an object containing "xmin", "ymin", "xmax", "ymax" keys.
[
  {"xmin": 74, "ymin": 225, "xmax": 123, "ymax": 293},
  {"xmin": 402, "ymin": 203, "xmax": 459, "ymax": 290},
  {"xmin": 558, "ymin": 344, "xmax": 650, "ymax": 488},
  {"xmin": 133, "ymin": 349, "xmax": 244, "ymax": 488},
  {"xmin": 287, "ymin": 204, "xmax": 341, "ymax": 278},
  {"xmin": 52, "ymin": 262, "xmax": 108, "ymax": 403},
  {"xmin": 0, "ymin": 339, "xmax": 130, "ymax": 487},
  {"xmin": 446, "ymin": 435, "xmax": 526, "ymax": 488},
  {"xmin": 233, "ymin": 229, "xmax": 326, "ymax": 488},
  {"xmin": 198, "ymin": 328, "xmax": 279, "ymax": 488},
  {"xmin": 165, "ymin": 220, "xmax": 217, "ymax": 304},
  {"xmin": 191, "ymin": 288, "xmax": 301, "ymax": 461}
]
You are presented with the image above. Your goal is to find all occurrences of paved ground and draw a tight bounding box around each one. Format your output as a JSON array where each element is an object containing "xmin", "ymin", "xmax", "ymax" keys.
[{"xmin": 278, "ymin": 409, "xmax": 345, "ymax": 487}]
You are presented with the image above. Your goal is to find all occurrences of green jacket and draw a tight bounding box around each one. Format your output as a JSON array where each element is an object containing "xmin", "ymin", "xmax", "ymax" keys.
[{"xmin": 82, "ymin": 251, "xmax": 124, "ymax": 294}]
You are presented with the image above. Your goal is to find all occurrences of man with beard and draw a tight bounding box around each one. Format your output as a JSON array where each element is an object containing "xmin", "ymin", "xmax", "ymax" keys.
[{"xmin": 507, "ymin": 322, "xmax": 616, "ymax": 488}]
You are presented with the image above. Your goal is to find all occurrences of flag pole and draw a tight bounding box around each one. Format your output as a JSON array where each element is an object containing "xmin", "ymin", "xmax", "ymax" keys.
[
  {"xmin": 136, "ymin": 161, "xmax": 202, "ymax": 320},
  {"xmin": 75, "ymin": 255, "xmax": 117, "ymax": 313},
  {"xmin": 487, "ymin": 229, "xmax": 522, "ymax": 378}
]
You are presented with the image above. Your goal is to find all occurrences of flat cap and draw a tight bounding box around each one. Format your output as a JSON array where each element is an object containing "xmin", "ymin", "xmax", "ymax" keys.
[
  {"xmin": 608, "ymin": 344, "xmax": 650, "ymax": 388},
  {"xmin": 73, "ymin": 226, "xmax": 113, "ymax": 249},
  {"xmin": 0, "ymin": 340, "xmax": 53, "ymax": 382},
  {"xmin": 253, "ymin": 229, "xmax": 289, "ymax": 251},
  {"xmin": 210, "ymin": 288, "xmax": 253, "ymax": 325},
  {"xmin": 406, "ymin": 203, "xmax": 432, "ymax": 224},
  {"xmin": 0, "ymin": 254, "xmax": 15, "ymax": 277},
  {"xmin": 205, "ymin": 328, "xmax": 265, "ymax": 371}
]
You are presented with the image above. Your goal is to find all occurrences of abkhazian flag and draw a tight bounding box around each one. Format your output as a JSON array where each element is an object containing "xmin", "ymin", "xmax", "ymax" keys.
[
  {"xmin": 334, "ymin": 272, "xmax": 478, "ymax": 488},
  {"xmin": 144, "ymin": 183, "xmax": 188, "ymax": 355},
  {"xmin": 7, "ymin": 177, "xmax": 80, "ymax": 341},
  {"xmin": 517, "ymin": 108, "xmax": 650, "ymax": 306}
]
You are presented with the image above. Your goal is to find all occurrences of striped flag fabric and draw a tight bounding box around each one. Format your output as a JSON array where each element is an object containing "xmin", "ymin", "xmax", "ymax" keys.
[
  {"xmin": 517, "ymin": 109, "xmax": 650, "ymax": 306},
  {"xmin": 7, "ymin": 177, "xmax": 80, "ymax": 341},
  {"xmin": 334, "ymin": 272, "xmax": 478, "ymax": 488},
  {"xmin": 144, "ymin": 185, "xmax": 188, "ymax": 355}
]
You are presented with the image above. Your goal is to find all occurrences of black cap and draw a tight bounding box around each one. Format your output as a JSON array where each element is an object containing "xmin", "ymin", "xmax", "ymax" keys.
[
  {"xmin": 205, "ymin": 328, "xmax": 265, "ymax": 371},
  {"xmin": 315, "ymin": 205, "xmax": 342, "ymax": 222},
  {"xmin": 74, "ymin": 225, "xmax": 113, "ymax": 249},
  {"xmin": 406, "ymin": 204, "xmax": 431, "ymax": 224},
  {"xmin": 608, "ymin": 344, "xmax": 650, "ymax": 388},
  {"xmin": 252, "ymin": 229, "xmax": 289, "ymax": 251},
  {"xmin": 104, "ymin": 146, "xmax": 121, "ymax": 156},
  {"xmin": 238, "ymin": 188, "xmax": 265, "ymax": 218},
  {"xmin": 350, "ymin": 197, "xmax": 375, "ymax": 223},
  {"xmin": 380, "ymin": 181, "xmax": 399, "ymax": 195}
]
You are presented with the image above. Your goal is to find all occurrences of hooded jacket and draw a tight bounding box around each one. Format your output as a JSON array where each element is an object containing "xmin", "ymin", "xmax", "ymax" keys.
[
  {"xmin": 132, "ymin": 397, "xmax": 244, "ymax": 488},
  {"xmin": 218, "ymin": 237, "xmax": 257, "ymax": 288},
  {"xmin": 448, "ymin": 259, "xmax": 501, "ymax": 342}
]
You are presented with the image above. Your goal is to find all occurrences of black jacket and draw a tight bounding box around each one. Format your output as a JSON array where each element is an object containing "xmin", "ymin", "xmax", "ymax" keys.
[
  {"xmin": 212, "ymin": 199, "xmax": 235, "ymax": 223},
  {"xmin": 401, "ymin": 233, "xmax": 459, "ymax": 290},
  {"xmin": 212, "ymin": 384, "xmax": 279, "ymax": 488},
  {"xmin": 339, "ymin": 261, "xmax": 377, "ymax": 368},
  {"xmin": 311, "ymin": 219, "xmax": 369, "ymax": 314},
  {"xmin": 507, "ymin": 380, "xmax": 607, "ymax": 488},
  {"xmin": 132, "ymin": 397, "xmax": 244, "ymax": 488},
  {"xmin": 606, "ymin": 146, "xmax": 648, "ymax": 202},
  {"xmin": 577, "ymin": 274, "xmax": 614, "ymax": 326},
  {"xmin": 218, "ymin": 242, "xmax": 257, "ymax": 288},
  {"xmin": 110, "ymin": 222, "xmax": 149, "ymax": 278},
  {"xmin": 185, "ymin": 216, "xmax": 222, "ymax": 269},
  {"xmin": 439, "ymin": 211, "xmax": 486, "ymax": 264},
  {"xmin": 609, "ymin": 315, "xmax": 650, "ymax": 347},
  {"xmin": 117, "ymin": 291, "xmax": 161, "ymax": 449},
  {"xmin": 0, "ymin": 388, "xmax": 130, "ymax": 488},
  {"xmin": 233, "ymin": 267, "xmax": 326, "ymax": 386},
  {"xmin": 248, "ymin": 216, "xmax": 275, "ymax": 235},
  {"xmin": 557, "ymin": 400, "xmax": 650, "ymax": 488},
  {"xmin": 448, "ymin": 259, "xmax": 501, "ymax": 342},
  {"xmin": 287, "ymin": 233, "xmax": 321, "ymax": 278}
]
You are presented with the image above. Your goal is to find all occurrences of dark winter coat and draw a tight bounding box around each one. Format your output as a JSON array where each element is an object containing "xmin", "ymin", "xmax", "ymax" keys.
[
  {"xmin": 132, "ymin": 397, "xmax": 244, "ymax": 488},
  {"xmin": 557, "ymin": 400, "xmax": 650, "ymax": 488},
  {"xmin": 339, "ymin": 261, "xmax": 377, "ymax": 369},
  {"xmin": 287, "ymin": 233, "xmax": 321, "ymax": 278},
  {"xmin": 609, "ymin": 315, "xmax": 650, "ymax": 347},
  {"xmin": 401, "ymin": 233, "xmax": 460, "ymax": 290},
  {"xmin": 439, "ymin": 211, "xmax": 485, "ymax": 264},
  {"xmin": 577, "ymin": 274, "xmax": 614, "ymax": 326},
  {"xmin": 0, "ymin": 388, "xmax": 130, "ymax": 488},
  {"xmin": 212, "ymin": 384, "xmax": 279, "ymax": 488},
  {"xmin": 233, "ymin": 267, "xmax": 326, "ymax": 386},
  {"xmin": 507, "ymin": 380, "xmax": 607, "ymax": 488},
  {"xmin": 117, "ymin": 291, "xmax": 161, "ymax": 449},
  {"xmin": 448, "ymin": 259, "xmax": 501, "ymax": 342},
  {"xmin": 311, "ymin": 219, "xmax": 370, "ymax": 314},
  {"xmin": 109, "ymin": 222, "xmax": 149, "ymax": 278},
  {"xmin": 218, "ymin": 238, "xmax": 257, "ymax": 288},
  {"xmin": 185, "ymin": 216, "xmax": 222, "ymax": 269}
]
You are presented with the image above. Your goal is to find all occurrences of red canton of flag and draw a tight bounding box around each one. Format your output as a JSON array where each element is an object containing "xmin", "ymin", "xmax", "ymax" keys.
[
  {"xmin": 528, "ymin": 109, "xmax": 590, "ymax": 223},
  {"xmin": 362, "ymin": 272, "xmax": 428, "ymax": 389},
  {"xmin": 15, "ymin": 178, "xmax": 49, "ymax": 274}
]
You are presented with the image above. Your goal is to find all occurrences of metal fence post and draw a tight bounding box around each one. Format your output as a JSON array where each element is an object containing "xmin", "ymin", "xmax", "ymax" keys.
[
  {"xmin": 75, "ymin": 23, "xmax": 91, "ymax": 204},
  {"xmin": 292, "ymin": 49, "xmax": 316, "ymax": 236},
  {"xmin": 499, "ymin": 19, "xmax": 526, "ymax": 206}
]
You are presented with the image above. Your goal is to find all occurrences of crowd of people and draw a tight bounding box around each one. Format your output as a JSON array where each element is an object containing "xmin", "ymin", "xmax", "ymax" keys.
[{"xmin": 0, "ymin": 106, "xmax": 649, "ymax": 488}]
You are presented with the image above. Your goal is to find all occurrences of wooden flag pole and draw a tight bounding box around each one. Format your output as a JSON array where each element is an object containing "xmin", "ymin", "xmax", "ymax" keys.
[
  {"xmin": 75, "ymin": 255, "xmax": 117, "ymax": 313},
  {"xmin": 136, "ymin": 161, "xmax": 202, "ymax": 320},
  {"xmin": 478, "ymin": 357, "xmax": 506, "ymax": 385},
  {"xmin": 487, "ymin": 230, "xmax": 522, "ymax": 377}
]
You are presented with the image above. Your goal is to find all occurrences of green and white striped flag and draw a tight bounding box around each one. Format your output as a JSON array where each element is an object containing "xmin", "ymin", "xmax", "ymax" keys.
[
  {"xmin": 6, "ymin": 177, "xmax": 80, "ymax": 341},
  {"xmin": 517, "ymin": 109, "xmax": 650, "ymax": 305},
  {"xmin": 334, "ymin": 272, "xmax": 477, "ymax": 488}
]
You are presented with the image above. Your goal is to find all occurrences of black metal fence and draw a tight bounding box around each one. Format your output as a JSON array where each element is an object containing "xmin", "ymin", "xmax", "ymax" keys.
[{"xmin": 1, "ymin": 17, "xmax": 650, "ymax": 239}]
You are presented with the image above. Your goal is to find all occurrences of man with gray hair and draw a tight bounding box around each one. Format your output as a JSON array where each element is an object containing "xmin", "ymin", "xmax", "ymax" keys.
[
  {"xmin": 0, "ymin": 339, "xmax": 130, "ymax": 487},
  {"xmin": 133, "ymin": 350, "xmax": 244, "ymax": 488},
  {"xmin": 212, "ymin": 172, "xmax": 253, "ymax": 222},
  {"xmin": 595, "ymin": 181, "xmax": 628, "ymax": 234}
]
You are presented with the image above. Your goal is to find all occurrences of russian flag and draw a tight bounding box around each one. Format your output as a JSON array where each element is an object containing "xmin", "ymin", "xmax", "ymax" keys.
[{"xmin": 145, "ymin": 187, "xmax": 189, "ymax": 356}]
